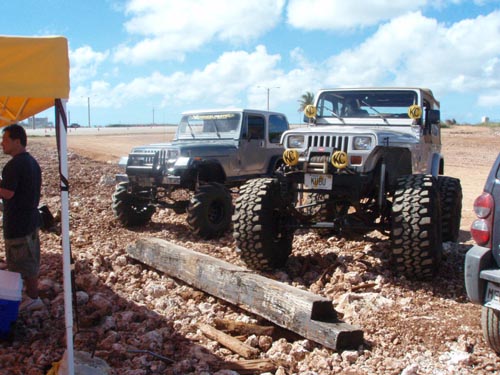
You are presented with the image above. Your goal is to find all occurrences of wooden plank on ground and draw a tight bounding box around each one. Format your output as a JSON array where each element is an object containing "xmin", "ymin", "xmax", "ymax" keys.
[
  {"xmin": 127, "ymin": 237, "xmax": 363, "ymax": 351},
  {"xmin": 198, "ymin": 323, "xmax": 259, "ymax": 359},
  {"xmin": 213, "ymin": 318, "xmax": 274, "ymax": 336}
]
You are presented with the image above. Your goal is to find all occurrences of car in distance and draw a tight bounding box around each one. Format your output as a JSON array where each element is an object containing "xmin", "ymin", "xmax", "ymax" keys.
[
  {"xmin": 69, "ymin": 123, "xmax": 81, "ymax": 128},
  {"xmin": 465, "ymin": 152, "xmax": 500, "ymax": 353}
]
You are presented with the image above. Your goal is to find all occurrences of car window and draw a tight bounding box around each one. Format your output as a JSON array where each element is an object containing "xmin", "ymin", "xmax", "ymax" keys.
[
  {"xmin": 247, "ymin": 115, "xmax": 265, "ymax": 140},
  {"xmin": 269, "ymin": 114, "xmax": 288, "ymax": 143}
]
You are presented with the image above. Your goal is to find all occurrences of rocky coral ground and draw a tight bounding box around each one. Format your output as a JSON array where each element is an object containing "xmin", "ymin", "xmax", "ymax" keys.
[{"xmin": 0, "ymin": 127, "xmax": 499, "ymax": 374}]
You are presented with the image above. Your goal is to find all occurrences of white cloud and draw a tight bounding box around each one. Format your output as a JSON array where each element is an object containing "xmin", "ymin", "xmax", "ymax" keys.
[
  {"xmin": 71, "ymin": 6, "xmax": 500, "ymax": 124},
  {"xmin": 113, "ymin": 0, "xmax": 285, "ymax": 64},
  {"xmin": 85, "ymin": 45, "xmax": 284, "ymax": 110},
  {"xmin": 69, "ymin": 46, "xmax": 109, "ymax": 84},
  {"xmin": 321, "ymin": 11, "xmax": 500, "ymax": 94},
  {"xmin": 287, "ymin": 0, "xmax": 428, "ymax": 30}
]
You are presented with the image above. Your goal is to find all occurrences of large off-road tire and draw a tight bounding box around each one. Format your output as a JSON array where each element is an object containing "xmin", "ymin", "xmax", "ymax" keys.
[
  {"xmin": 187, "ymin": 182, "xmax": 232, "ymax": 239},
  {"xmin": 391, "ymin": 174, "xmax": 442, "ymax": 280},
  {"xmin": 232, "ymin": 178, "xmax": 295, "ymax": 271},
  {"xmin": 482, "ymin": 306, "xmax": 500, "ymax": 354},
  {"xmin": 112, "ymin": 182, "xmax": 156, "ymax": 227},
  {"xmin": 438, "ymin": 176, "xmax": 462, "ymax": 242}
]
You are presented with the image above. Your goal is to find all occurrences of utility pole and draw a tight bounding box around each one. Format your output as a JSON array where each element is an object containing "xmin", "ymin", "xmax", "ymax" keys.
[
  {"xmin": 257, "ymin": 86, "xmax": 280, "ymax": 111},
  {"xmin": 87, "ymin": 96, "xmax": 91, "ymax": 128}
]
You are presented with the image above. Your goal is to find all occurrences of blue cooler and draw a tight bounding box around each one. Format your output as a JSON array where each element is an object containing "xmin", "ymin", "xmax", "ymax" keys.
[{"xmin": 0, "ymin": 270, "xmax": 23, "ymax": 339}]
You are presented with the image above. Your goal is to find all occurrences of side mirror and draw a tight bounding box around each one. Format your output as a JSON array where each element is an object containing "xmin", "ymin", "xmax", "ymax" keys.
[
  {"xmin": 303, "ymin": 114, "xmax": 317, "ymax": 124},
  {"xmin": 428, "ymin": 109, "xmax": 440, "ymax": 124}
]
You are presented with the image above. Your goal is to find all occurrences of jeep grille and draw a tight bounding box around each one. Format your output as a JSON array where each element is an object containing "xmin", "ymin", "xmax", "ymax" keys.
[
  {"xmin": 307, "ymin": 135, "xmax": 348, "ymax": 152},
  {"xmin": 126, "ymin": 149, "xmax": 171, "ymax": 175}
]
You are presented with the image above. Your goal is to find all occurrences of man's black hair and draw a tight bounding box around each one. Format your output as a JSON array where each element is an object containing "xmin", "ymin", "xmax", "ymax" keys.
[{"xmin": 3, "ymin": 124, "xmax": 27, "ymax": 147}]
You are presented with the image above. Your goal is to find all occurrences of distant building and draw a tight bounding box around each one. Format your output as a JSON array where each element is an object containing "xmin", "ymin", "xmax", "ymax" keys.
[
  {"xmin": 482, "ymin": 116, "xmax": 490, "ymax": 123},
  {"xmin": 27, "ymin": 117, "xmax": 51, "ymax": 128}
]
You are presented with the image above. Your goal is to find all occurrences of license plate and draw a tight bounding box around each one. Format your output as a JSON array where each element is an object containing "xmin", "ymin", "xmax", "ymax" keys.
[
  {"xmin": 304, "ymin": 173, "xmax": 333, "ymax": 190},
  {"xmin": 164, "ymin": 176, "xmax": 181, "ymax": 185},
  {"xmin": 485, "ymin": 282, "xmax": 500, "ymax": 311}
]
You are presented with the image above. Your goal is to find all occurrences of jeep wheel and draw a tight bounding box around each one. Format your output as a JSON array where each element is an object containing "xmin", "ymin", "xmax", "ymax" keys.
[
  {"xmin": 187, "ymin": 182, "xmax": 232, "ymax": 239},
  {"xmin": 112, "ymin": 182, "xmax": 156, "ymax": 227},
  {"xmin": 438, "ymin": 176, "xmax": 462, "ymax": 242},
  {"xmin": 482, "ymin": 306, "xmax": 500, "ymax": 354},
  {"xmin": 391, "ymin": 174, "xmax": 442, "ymax": 280},
  {"xmin": 232, "ymin": 178, "xmax": 294, "ymax": 271}
]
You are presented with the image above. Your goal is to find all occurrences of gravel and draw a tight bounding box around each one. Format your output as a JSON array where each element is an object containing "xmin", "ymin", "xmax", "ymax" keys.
[{"xmin": 0, "ymin": 136, "xmax": 498, "ymax": 375}]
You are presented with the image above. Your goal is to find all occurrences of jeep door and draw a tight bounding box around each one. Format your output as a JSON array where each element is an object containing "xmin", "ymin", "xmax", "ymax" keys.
[{"xmin": 238, "ymin": 113, "xmax": 282, "ymax": 175}]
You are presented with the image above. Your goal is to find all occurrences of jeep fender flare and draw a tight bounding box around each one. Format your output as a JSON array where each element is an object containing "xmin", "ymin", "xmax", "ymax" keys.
[
  {"xmin": 191, "ymin": 159, "xmax": 227, "ymax": 184},
  {"xmin": 365, "ymin": 146, "xmax": 412, "ymax": 188},
  {"xmin": 430, "ymin": 152, "xmax": 443, "ymax": 177}
]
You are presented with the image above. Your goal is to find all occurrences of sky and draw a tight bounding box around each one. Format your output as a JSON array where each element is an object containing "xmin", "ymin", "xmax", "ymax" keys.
[{"xmin": 2, "ymin": 0, "xmax": 500, "ymax": 126}]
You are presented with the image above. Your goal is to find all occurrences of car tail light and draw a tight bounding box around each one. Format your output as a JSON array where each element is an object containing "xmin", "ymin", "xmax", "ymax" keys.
[{"xmin": 471, "ymin": 192, "xmax": 494, "ymax": 247}]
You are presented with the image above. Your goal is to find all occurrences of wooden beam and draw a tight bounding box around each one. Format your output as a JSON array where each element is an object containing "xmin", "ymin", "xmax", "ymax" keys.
[{"xmin": 127, "ymin": 237, "xmax": 363, "ymax": 351}]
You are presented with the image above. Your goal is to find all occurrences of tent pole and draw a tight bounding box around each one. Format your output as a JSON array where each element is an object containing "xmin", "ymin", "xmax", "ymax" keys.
[{"xmin": 56, "ymin": 99, "xmax": 75, "ymax": 375}]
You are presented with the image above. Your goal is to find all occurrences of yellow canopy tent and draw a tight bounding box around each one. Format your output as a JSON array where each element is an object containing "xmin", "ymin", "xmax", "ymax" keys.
[
  {"xmin": 0, "ymin": 36, "xmax": 76, "ymax": 375},
  {"xmin": 0, "ymin": 36, "xmax": 70, "ymax": 125}
]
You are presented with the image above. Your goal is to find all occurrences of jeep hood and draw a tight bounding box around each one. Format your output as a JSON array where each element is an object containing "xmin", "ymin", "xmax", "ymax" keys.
[{"xmin": 130, "ymin": 139, "xmax": 238, "ymax": 155}]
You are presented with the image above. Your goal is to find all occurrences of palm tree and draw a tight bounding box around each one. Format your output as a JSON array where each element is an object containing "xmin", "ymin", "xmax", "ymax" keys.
[{"xmin": 297, "ymin": 91, "xmax": 315, "ymax": 112}]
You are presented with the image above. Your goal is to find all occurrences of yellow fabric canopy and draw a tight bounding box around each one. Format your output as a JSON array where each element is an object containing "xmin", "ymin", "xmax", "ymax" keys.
[{"xmin": 0, "ymin": 35, "xmax": 70, "ymax": 126}]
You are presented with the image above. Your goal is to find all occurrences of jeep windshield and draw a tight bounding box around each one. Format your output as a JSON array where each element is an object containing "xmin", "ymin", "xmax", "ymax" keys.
[
  {"xmin": 177, "ymin": 112, "xmax": 241, "ymax": 139},
  {"xmin": 315, "ymin": 90, "xmax": 418, "ymax": 123}
]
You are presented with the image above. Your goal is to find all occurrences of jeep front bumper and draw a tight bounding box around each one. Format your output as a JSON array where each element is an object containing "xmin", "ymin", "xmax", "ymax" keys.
[{"xmin": 115, "ymin": 173, "xmax": 182, "ymax": 186}]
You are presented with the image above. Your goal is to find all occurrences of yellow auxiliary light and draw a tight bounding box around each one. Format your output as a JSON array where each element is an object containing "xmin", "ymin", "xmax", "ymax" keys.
[
  {"xmin": 304, "ymin": 105, "xmax": 317, "ymax": 119},
  {"xmin": 283, "ymin": 149, "xmax": 299, "ymax": 166},
  {"xmin": 331, "ymin": 151, "xmax": 348, "ymax": 169},
  {"xmin": 408, "ymin": 105, "xmax": 422, "ymax": 119}
]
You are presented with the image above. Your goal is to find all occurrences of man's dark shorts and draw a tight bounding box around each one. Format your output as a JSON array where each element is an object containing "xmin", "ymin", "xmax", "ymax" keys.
[{"xmin": 5, "ymin": 230, "xmax": 40, "ymax": 278}]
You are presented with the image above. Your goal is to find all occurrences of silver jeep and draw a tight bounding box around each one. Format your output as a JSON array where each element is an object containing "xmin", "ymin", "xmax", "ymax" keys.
[
  {"xmin": 233, "ymin": 88, "xmax": 462, "ymax": 280},
  {"xmin": 113, "ymin": 108, "xmax": 289, "ymax": 239}
]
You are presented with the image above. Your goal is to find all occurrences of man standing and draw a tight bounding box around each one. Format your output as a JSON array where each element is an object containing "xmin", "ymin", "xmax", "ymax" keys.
[{"xmin": 0, "ymin": 124, "xmax": 43, "ymax": 311}]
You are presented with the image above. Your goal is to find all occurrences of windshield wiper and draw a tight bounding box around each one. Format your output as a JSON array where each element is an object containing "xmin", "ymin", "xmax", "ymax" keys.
[
  {"xmin": 212, "ymin": 121, "xmax": 221, "ymax": 138},
  {"xmin": 360, "ymin": 100, "xmax": 390, "ymax": 125},
  {"xmin": 185, "ymin": 121, "xmax": 195, "ymax": 138},
  {"xmin": 324, "ymin": 108, "xmax": 345, "ymax": 124}
]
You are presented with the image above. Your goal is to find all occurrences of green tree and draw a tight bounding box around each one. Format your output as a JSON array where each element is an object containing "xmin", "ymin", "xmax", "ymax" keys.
[{"xmin": 297, "ymin": 91, "xmax": 315, "ymax": 112}]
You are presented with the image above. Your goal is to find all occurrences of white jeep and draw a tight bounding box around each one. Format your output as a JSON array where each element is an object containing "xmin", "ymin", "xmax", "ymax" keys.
[{"xmin": 233, "ymin": 88, "xmax": 462, "ymax": 280}]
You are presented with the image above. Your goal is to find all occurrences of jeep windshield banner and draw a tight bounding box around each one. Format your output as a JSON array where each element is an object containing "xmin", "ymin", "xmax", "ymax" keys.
[
  {"xmin": 316, "ymin": 90, "xmax": 419, "ymax": 121},
  {"xmin": 178, "ymin": 112, "xmax": 241, "ymax": 139}
]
